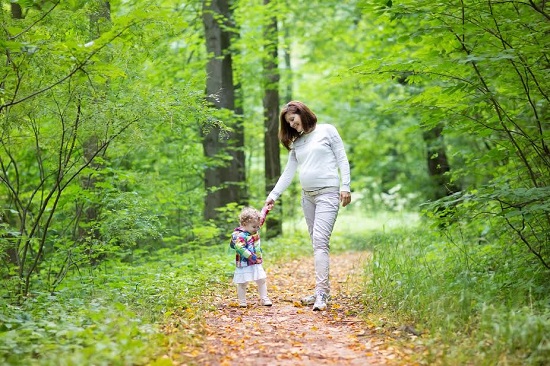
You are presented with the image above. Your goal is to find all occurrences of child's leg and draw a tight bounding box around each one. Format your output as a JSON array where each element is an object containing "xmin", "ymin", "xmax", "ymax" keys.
[
  {"xmin": 237, "ymin": 283, "xmax": 247, "ymax": 307},
  {"xmin": 255, "ymin": 278, "xmax": 272, "ymax": 306}
]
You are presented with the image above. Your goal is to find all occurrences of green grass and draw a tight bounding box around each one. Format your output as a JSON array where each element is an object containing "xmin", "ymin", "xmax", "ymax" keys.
[{"xmin": 354, "ymin": 213, "xmax": 550, "ymax": 366}]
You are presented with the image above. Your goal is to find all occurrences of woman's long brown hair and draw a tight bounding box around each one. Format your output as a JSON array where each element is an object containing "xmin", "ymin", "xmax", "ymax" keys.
[{"xmin": 278, "ymin": 101, "xmax": 318, "ymax": 150}]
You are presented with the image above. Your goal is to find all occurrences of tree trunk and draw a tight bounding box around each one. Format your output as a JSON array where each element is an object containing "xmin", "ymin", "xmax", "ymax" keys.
[
  {"xmin": 423, "ymin": 124, "xmax": 460, "ymax": 200},
  {"xmin": 262, "ymin": 0, "xmax": 282, "ymax": 238},
  {"xmin": 395, "ymin": 72, "xmax": 460, "ymax": 201},
  {"xmin": 202, "ymin": 0, "xmax": 245, "ymax": 221},
  {"xmin": 89, "ymin": 1, "xmax": 111, "ymax": 40},
  {"xmin": 1, "ymin": 2, "xmax": 24, "ymax": 273},
  {"xmin": 11, "ymin": 3, "xmax": 23, "ymax": 19},
  {"xmin": 75, "ymin": 1, "xmax": 111, "ymax": 252}
]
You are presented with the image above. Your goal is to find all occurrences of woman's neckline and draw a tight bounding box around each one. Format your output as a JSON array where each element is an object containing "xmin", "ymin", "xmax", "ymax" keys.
[{"xmin": 301, "ymin": 125, "xmax": 317, "ymax": 136}]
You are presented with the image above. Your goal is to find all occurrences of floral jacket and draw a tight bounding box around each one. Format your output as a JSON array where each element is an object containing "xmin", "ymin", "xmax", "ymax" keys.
[
  {"xmin": 229, "ymin": 207, "xmax": 269, "ymax": 268},
  {"xmin": 229, "ymin": 228, "xmax": 263, "ymax": 267}
]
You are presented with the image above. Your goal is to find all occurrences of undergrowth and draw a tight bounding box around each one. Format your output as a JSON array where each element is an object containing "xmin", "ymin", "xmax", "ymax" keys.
[
  {"xmin": 0, "ymin": 244, "xmax": 231, "ymax": 365},
  {"xmin": 354, "ymin": 213, "xmax": 550, "ymax": 366}
]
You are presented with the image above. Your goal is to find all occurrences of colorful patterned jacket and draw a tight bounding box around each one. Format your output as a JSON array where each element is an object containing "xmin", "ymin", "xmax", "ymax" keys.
[
  {"xmin": 229, "ymin": 228, "xmax": 263, "ymax": 267},
  {"xmin": 229, "ymin": 207, "xmax": 269, "ymax": 267}
]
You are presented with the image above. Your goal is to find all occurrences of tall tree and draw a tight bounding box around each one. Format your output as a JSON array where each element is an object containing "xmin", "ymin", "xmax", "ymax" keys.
[
  {"xmin": 202, "ymin": 0, "xmax": 245, "ymax": 221},
  {"xmin": 10, "ymin": 3, "xmax": 22, "ymax": 19},
  {"xmin": 262, "ymin": 0, "xmax": 281, "ymax": 237},
  {"xmin": 354, "ymin": 0, "xmax": 550, "ymax": 268},
  {"xmin": 423, "ymin": 123, "xmax": 460, "ymax": 201},
  {"xmin": 75, "ymin": 1, "xmax": 112, "ymax": 256}
]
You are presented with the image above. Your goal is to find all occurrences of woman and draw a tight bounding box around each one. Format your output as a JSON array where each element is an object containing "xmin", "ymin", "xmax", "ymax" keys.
[{"xmin": 265, "ymin": 101, "xmax": 351, "ymax": 311}]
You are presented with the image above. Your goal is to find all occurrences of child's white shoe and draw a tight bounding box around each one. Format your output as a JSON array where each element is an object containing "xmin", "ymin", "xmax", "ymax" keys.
[{"xmin": 260, "ymin": 298, "xmax": 272, "ymax": 306}]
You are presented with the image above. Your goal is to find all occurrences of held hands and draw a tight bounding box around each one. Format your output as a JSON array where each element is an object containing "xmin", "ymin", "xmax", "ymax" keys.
[
  {"xmin": 249, "ymin": 253, "xmax": 258, "ymax": 264},
  {"xmin": 264, "ymin": 199, "xmax": 274, "ymax": 210},
  {"xmin": 260, "ymin": 202, "xmax": 273, "ymax": 226}
]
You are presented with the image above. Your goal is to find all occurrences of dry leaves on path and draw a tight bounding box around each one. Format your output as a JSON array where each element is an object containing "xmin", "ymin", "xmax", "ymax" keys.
[{"xmin": 173, "ymin": 251, "xmax": 423, "ymax": 366}]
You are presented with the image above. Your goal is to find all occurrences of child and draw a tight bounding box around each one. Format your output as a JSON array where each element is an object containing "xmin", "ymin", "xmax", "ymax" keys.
[{"xmin": 229, "ymin": 205, "xmax": 272, "ymax": 307}]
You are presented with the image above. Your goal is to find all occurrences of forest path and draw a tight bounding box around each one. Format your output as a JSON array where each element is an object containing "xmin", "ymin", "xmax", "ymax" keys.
[{"xmin": 183, "ymin": 251, "xmax": 414, "ymax": 366}]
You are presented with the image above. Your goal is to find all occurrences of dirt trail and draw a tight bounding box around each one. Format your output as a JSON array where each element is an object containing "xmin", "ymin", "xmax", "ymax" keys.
[{"xmin": 186, "ymin": 252, "xmax": 406, "ymax": 366}]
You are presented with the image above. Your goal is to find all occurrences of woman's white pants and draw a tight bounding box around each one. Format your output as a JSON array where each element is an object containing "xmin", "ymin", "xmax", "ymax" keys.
[{"xmin": 301, "ymin": 190, "xmax": 340, "ymax": 295}]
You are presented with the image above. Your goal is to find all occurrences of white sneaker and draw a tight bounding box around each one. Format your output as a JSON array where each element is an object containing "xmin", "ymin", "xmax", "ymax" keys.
[
  {"xmin": 239, "ymin": 302, "xmax": 247, "ymax": 308},
  {"xmin": 301, "ymin": 294, "xmax": 316, "ymax": 306},
  {"xmin": 260, "ymin": 298, "xmax": 273, "ymax": 306},
  {"xmin": 313, "ymin": 292, "xmax": 328, "ymax": 311}
]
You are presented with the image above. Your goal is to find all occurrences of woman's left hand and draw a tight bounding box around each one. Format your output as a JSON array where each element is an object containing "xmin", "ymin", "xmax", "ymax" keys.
[{"xmin": 340, "ymin": 191, "xmax": 351, "ymax": 207}]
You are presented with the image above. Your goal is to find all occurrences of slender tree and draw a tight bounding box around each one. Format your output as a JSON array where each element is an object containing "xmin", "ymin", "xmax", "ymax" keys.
[
  {"xmin": 75, "ymin": 1, "xmax": 112, "ymax": 256},
  {"xmin": 262, "ymin": 0, "xmax": 282, "ymax": 237},
  {"xmin": 202, "ymin": 0, "xmax": 245, "ymax": 221}
]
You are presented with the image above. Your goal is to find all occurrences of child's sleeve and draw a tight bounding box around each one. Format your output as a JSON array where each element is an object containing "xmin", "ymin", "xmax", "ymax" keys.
[
  {"xmin": 259, "ymin": 206, "xmax": 270, "ymax": 227},
  {"xmin": 229, "ymin": 232, "xmax": 237, "ymax": 249},
  {"xmin": 232, "ymin": 233, "xmax": 254, "ymax": 258}
]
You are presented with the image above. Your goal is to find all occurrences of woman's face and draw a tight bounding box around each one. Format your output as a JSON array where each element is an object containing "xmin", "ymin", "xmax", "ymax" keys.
[{"xmin": 285, "ymin": 113, "xmax": 303, "ymax": 133}]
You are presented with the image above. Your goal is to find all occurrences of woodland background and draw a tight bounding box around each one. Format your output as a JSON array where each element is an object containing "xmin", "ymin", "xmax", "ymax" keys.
[{"xmin": 0, "ymin": 0, "xmax": 549, "ymax": 365}]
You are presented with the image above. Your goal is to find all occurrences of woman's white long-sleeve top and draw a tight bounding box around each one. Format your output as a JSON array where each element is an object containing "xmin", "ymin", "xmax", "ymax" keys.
[{"xmin": 268, "ymin": 124, "xmax": 351, "ymax": 201}]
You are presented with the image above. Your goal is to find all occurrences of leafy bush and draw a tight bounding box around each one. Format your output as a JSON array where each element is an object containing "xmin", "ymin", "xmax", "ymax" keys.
[
  {"xmin": 0, "ymin": 242, "xmax": 233, "ymax": 365},
  {"xmin": 361, "ymin": 220, "xmax": 550, "ymax": 365}
]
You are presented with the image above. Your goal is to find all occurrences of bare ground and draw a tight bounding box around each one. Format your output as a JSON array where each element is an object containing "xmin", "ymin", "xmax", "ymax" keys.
[{"xmin": 176, "ymin": 251, "xmax": 421, "ymax": 366}]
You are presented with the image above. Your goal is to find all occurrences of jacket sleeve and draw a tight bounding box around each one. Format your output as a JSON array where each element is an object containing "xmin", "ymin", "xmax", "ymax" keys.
[
  {"xmin": 229, "ymin": 232, "xmax": 237, "ymax": 249},
  {"xmin": 232, "ymin": 233, "xmax": 253, "ymax": 258}
]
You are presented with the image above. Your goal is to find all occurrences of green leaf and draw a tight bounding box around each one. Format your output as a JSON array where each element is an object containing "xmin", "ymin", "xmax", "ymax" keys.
[{"xmin": 0, "ymin": 40, "xmax": 24, "ymax": 52}]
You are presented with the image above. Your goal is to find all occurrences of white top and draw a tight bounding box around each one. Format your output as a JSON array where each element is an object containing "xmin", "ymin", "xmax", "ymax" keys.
[{"xmin": 268, "ymin": 124, "xmax": 351, "ymax": 201}]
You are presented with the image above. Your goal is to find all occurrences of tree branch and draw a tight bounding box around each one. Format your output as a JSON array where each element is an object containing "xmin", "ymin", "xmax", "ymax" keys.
[
  {"xmin": 0, "ymin": 24, "xmax": 136, "ymax": 114},
  {"xmin": 8, "ymin": 1, "xmax": 61, "ymax": 40}
]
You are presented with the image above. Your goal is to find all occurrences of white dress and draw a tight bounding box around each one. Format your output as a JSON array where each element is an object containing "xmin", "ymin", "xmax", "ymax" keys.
[{"xmin": 233, "ymin": 264, "xmax": 267, "ymax": 284}]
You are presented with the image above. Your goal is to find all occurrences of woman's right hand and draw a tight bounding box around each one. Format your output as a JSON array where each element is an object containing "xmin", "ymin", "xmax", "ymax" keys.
[
  {"xmin": 265, "ymin": 198, "xmax": 275, "ymax": 209},
  {"xmin": 340, "ymin": 191, "xmax": 351, "ymax": 207}
]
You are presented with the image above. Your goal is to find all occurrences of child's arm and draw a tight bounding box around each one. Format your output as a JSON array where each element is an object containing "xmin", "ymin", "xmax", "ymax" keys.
[
  {"xmin": 233, "ymin": 234, "xmax": 255, "ymax": 259},
  {"xmin": 259, "ymin": 204, "xmax": 272, "ymax": 227}
]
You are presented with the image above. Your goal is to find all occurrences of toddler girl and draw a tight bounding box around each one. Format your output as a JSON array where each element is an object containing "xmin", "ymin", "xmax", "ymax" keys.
[{"xmin": 230, "ymin": 205, "xmax": 272, "ymax": 307}]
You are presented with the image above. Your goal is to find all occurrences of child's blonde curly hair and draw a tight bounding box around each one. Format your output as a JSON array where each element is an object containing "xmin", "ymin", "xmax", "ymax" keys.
[{"xmin": 239, "ymin": 206, "xmax": 261, "ymax": 226}]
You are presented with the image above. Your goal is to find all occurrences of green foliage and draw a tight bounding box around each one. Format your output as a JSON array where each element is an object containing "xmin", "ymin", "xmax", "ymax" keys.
[
  {"xmin": 0, "ymin": 296, "xmax": 158, "ymax": 366},
  {"xmin": 424, "ymin": 184, "xmax": 550, "ymax": 269},
  {"xmin": 349, "ymin": 0, "xmax": 550, "ymax": 270},
  {"xmin": 0, "ymin": 0, "xmax": 210, "ymax": 299},
  {"xmin": 0, "ymin": 241, "xmax": 234, "ymax": 365},
  {"xmin": 362, "ymin": 221, "xmax": 550, "ymax": 365}
]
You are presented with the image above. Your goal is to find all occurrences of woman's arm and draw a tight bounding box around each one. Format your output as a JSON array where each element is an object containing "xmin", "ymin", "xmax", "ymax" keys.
[
  {"xmin": 266, "ymin": 149, "xmax": 298, "ymax": 203},
  {"xmin": 329, "ymin": 126, "xmax": 350, "ymax": 192},
  {"xmin": 329, "ymin": 125, "xmax": 352, "ymax": 206}
]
